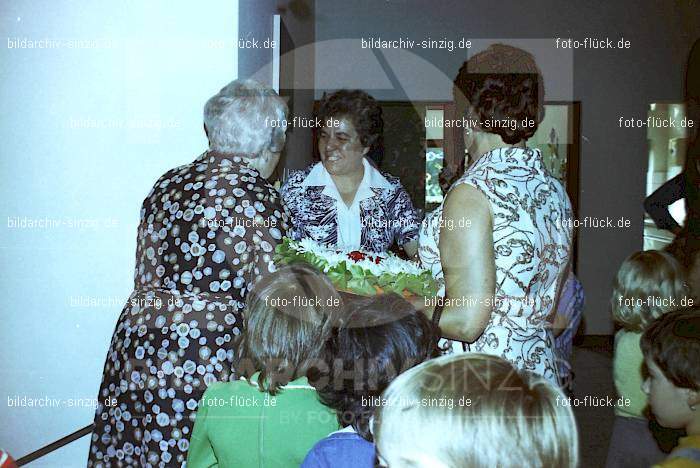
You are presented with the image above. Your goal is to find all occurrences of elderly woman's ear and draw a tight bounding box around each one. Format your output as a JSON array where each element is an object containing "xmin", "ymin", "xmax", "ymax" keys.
[
  {"xmin": 269, "ymin": 126, "xmax": 287, "ymax": 153},
  {"xmin": 250, "ymin": 128, "xmax": 287, "ymax": 179}
]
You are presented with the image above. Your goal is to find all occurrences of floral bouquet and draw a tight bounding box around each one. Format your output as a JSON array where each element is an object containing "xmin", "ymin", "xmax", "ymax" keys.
[{"xmin": 274, "ymin": 237, "xmax": 438, "ymax": 297}]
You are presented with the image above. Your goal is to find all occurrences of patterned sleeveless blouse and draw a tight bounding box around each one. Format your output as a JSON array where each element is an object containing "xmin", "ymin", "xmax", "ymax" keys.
[{"xmin": 418, "ymin": 147, "xmax": 573, "ymax": 384}]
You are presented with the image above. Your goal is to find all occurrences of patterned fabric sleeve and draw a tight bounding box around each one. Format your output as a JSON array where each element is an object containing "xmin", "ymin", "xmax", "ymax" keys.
[
  {"xmin": 390, "ymin": 182, "xmax": 420, "ymax": 246},
  {"xmin": 241, "ymin": 199, "xmax": 290, "ymax": 298},
  {"xmin": 279, "ymin": 170, "xmax": 306, "ymax": 241},
  {"xmin": 134, "ymin": 170, "xmax": 174, "ymax": 288}
]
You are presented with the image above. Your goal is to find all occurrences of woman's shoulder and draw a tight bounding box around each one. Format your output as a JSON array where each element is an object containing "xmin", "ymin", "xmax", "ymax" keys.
[
  {"xmin": 283, "ymin": 164, "xmax": 316, "ymax": 188},
  {"xmin": 146, "ymin": 157, "xmax": 200, "ymax": 193},
  {"xmin": 463, "ymin": 146, "xmax": 543, "ymax": 174},
  {"xmin": 457, "ymin": 148, "xmax": 571, "ymax": 200},
  {"xmin": 381, "ymin": 171, "xmax": 407, "ymax": 191},
  {"xmin": 280, "ymin": 164, "xmax": 317, "ymax": 203},
  {"xmin": 372, "ymin": 170, "xmax": 413, "ymax": 206},
  {"xmin": 140, "ymin": 160, "xmax": 199, "ymax": 215},
  {"xmin": 146, "ymin": 152, "xmax": 250, "ymax": 200},
  {"xmin": 214, "ymin": 163, "xmax": 287, "ymax": 211},
  {"xmin": 442, "ymin": 180, "xmax": 491, "ymax": 214}
]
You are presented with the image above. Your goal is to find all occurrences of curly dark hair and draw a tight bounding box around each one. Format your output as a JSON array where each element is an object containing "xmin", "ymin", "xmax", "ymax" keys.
[
  {"xmin": 316, "ymin": 293, "xmax": 440, "ymax": 441},
  {"xmin": 453, "ymin": 44, "xmax": 545, "ymax": 144},
  {"xmin": 317, "ymin": 89, "xmax": 383, "ymax": 150}
]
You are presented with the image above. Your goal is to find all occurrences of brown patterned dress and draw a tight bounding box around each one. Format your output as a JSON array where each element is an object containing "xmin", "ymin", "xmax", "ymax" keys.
[{"xmin": 88, "ymin": 152, "xmax": 289, "ymax": 467}]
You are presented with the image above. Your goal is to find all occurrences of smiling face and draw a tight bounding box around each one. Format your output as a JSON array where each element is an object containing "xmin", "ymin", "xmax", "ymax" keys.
[
  {"xmin": 318, "ymin": 116, "xmax": 368, "ymax": 177},
  {"xmin": 642, "ymin": 358, "xmax": 694, "ymax": 429}
]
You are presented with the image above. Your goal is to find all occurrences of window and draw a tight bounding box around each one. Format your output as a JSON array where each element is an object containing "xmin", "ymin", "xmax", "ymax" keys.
[{"xmin": 644, "ymin": 102, "xmax": 689, "ymax": 250}]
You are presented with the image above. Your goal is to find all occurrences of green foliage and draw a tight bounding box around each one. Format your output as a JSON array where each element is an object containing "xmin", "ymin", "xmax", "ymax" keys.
[{"xmin": 274, "ymin": 238, "xmax": 438, "ymax": 297}]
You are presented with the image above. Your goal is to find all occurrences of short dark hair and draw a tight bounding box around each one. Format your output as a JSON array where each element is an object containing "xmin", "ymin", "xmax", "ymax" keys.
[
  {"xmin": 641, "ymin": 307, "xmax": 700, "ymax": 390},
  {"xmin": 317, "ymin": 89, "xmax": 383, "ymax": 150},
  {"xmin": 237, "ymin": 264, "xmax": 341, "ymax": 395},
  {"xmin": 453, "ymin": 44, "xmax": 544, "ymax": 144},
  {"xmin": 316, "ymin": 293, "xmax": 440, "ymax": 441}
]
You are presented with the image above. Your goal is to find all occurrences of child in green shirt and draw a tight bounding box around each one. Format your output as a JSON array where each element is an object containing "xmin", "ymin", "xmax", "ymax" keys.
[{"xmin": 187, "ymin": 264, "xmax": 342, "ymax": 467}]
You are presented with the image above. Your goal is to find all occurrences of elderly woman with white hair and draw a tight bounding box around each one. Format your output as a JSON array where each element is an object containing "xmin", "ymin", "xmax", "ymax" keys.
[{"xmin": 88, "ymin": 79, "xmax": 290, "ymax": 467}]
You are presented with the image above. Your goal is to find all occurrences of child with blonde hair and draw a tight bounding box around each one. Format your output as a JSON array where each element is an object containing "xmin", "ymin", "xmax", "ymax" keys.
[
  {"xmin": 606, "ymin": 250, "xmax": 690, "ymax": 467},
  {"xmin": 373, "ymin": 353, "xmax": 579, "ymax": 468}
]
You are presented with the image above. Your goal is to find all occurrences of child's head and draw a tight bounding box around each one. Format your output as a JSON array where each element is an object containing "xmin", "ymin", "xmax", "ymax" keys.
[
  {"xmin": 238, "ymin": 264, "xmax": 341, "ymax": 395},
  {"xmin": 317, "ymin": 293, "xmax": 439, "ymax": 440},
  {"xmin": 612, "ymin": 250, "xmax": 688, "ymax": 332},
  {"xmin": 641, "ymin": 307, "xmax": 700, "ymax": 432},
  {"xmin": 373, "ymin": 353, "xmax": 579, "ymax": 468}
]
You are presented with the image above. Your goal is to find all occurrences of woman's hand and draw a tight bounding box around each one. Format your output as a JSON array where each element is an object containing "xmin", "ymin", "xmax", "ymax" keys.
[{"xmin": 437, "ymin": 184, "xmax": 496, "ymax": 343}]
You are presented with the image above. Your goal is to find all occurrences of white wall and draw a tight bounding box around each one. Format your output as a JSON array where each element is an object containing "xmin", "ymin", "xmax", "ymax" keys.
[{"xmin": 0, "ymin": 1, "xmax": 238, "ymax": 465}]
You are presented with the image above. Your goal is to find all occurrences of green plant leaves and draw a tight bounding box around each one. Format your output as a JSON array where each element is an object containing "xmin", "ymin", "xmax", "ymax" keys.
[{"xmin": 274, "ymin": 238, "xmax": 438, "ymax": 297}]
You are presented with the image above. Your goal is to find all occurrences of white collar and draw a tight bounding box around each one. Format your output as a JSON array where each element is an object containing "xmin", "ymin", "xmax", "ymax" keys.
[
  {"xmin": 302, "ymin": 158, "xmax": 392, "ymax": 203},
  {"xmin": 330, "ymin": 425, "xmax": 358, "ymax": 436},
  {"xmin": 239, "ymin": 373, "xmax": 313, "ymax": 390}
]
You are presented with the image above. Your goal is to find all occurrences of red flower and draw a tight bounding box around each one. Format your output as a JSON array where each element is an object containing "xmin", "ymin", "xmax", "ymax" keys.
[
  {"xmin": 374, "ymin": 256, "xmax": 382, "ymax": 264},
  {"xmin": 347, "ymin": 251, "xmax": 366, "ymax": 262}
]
